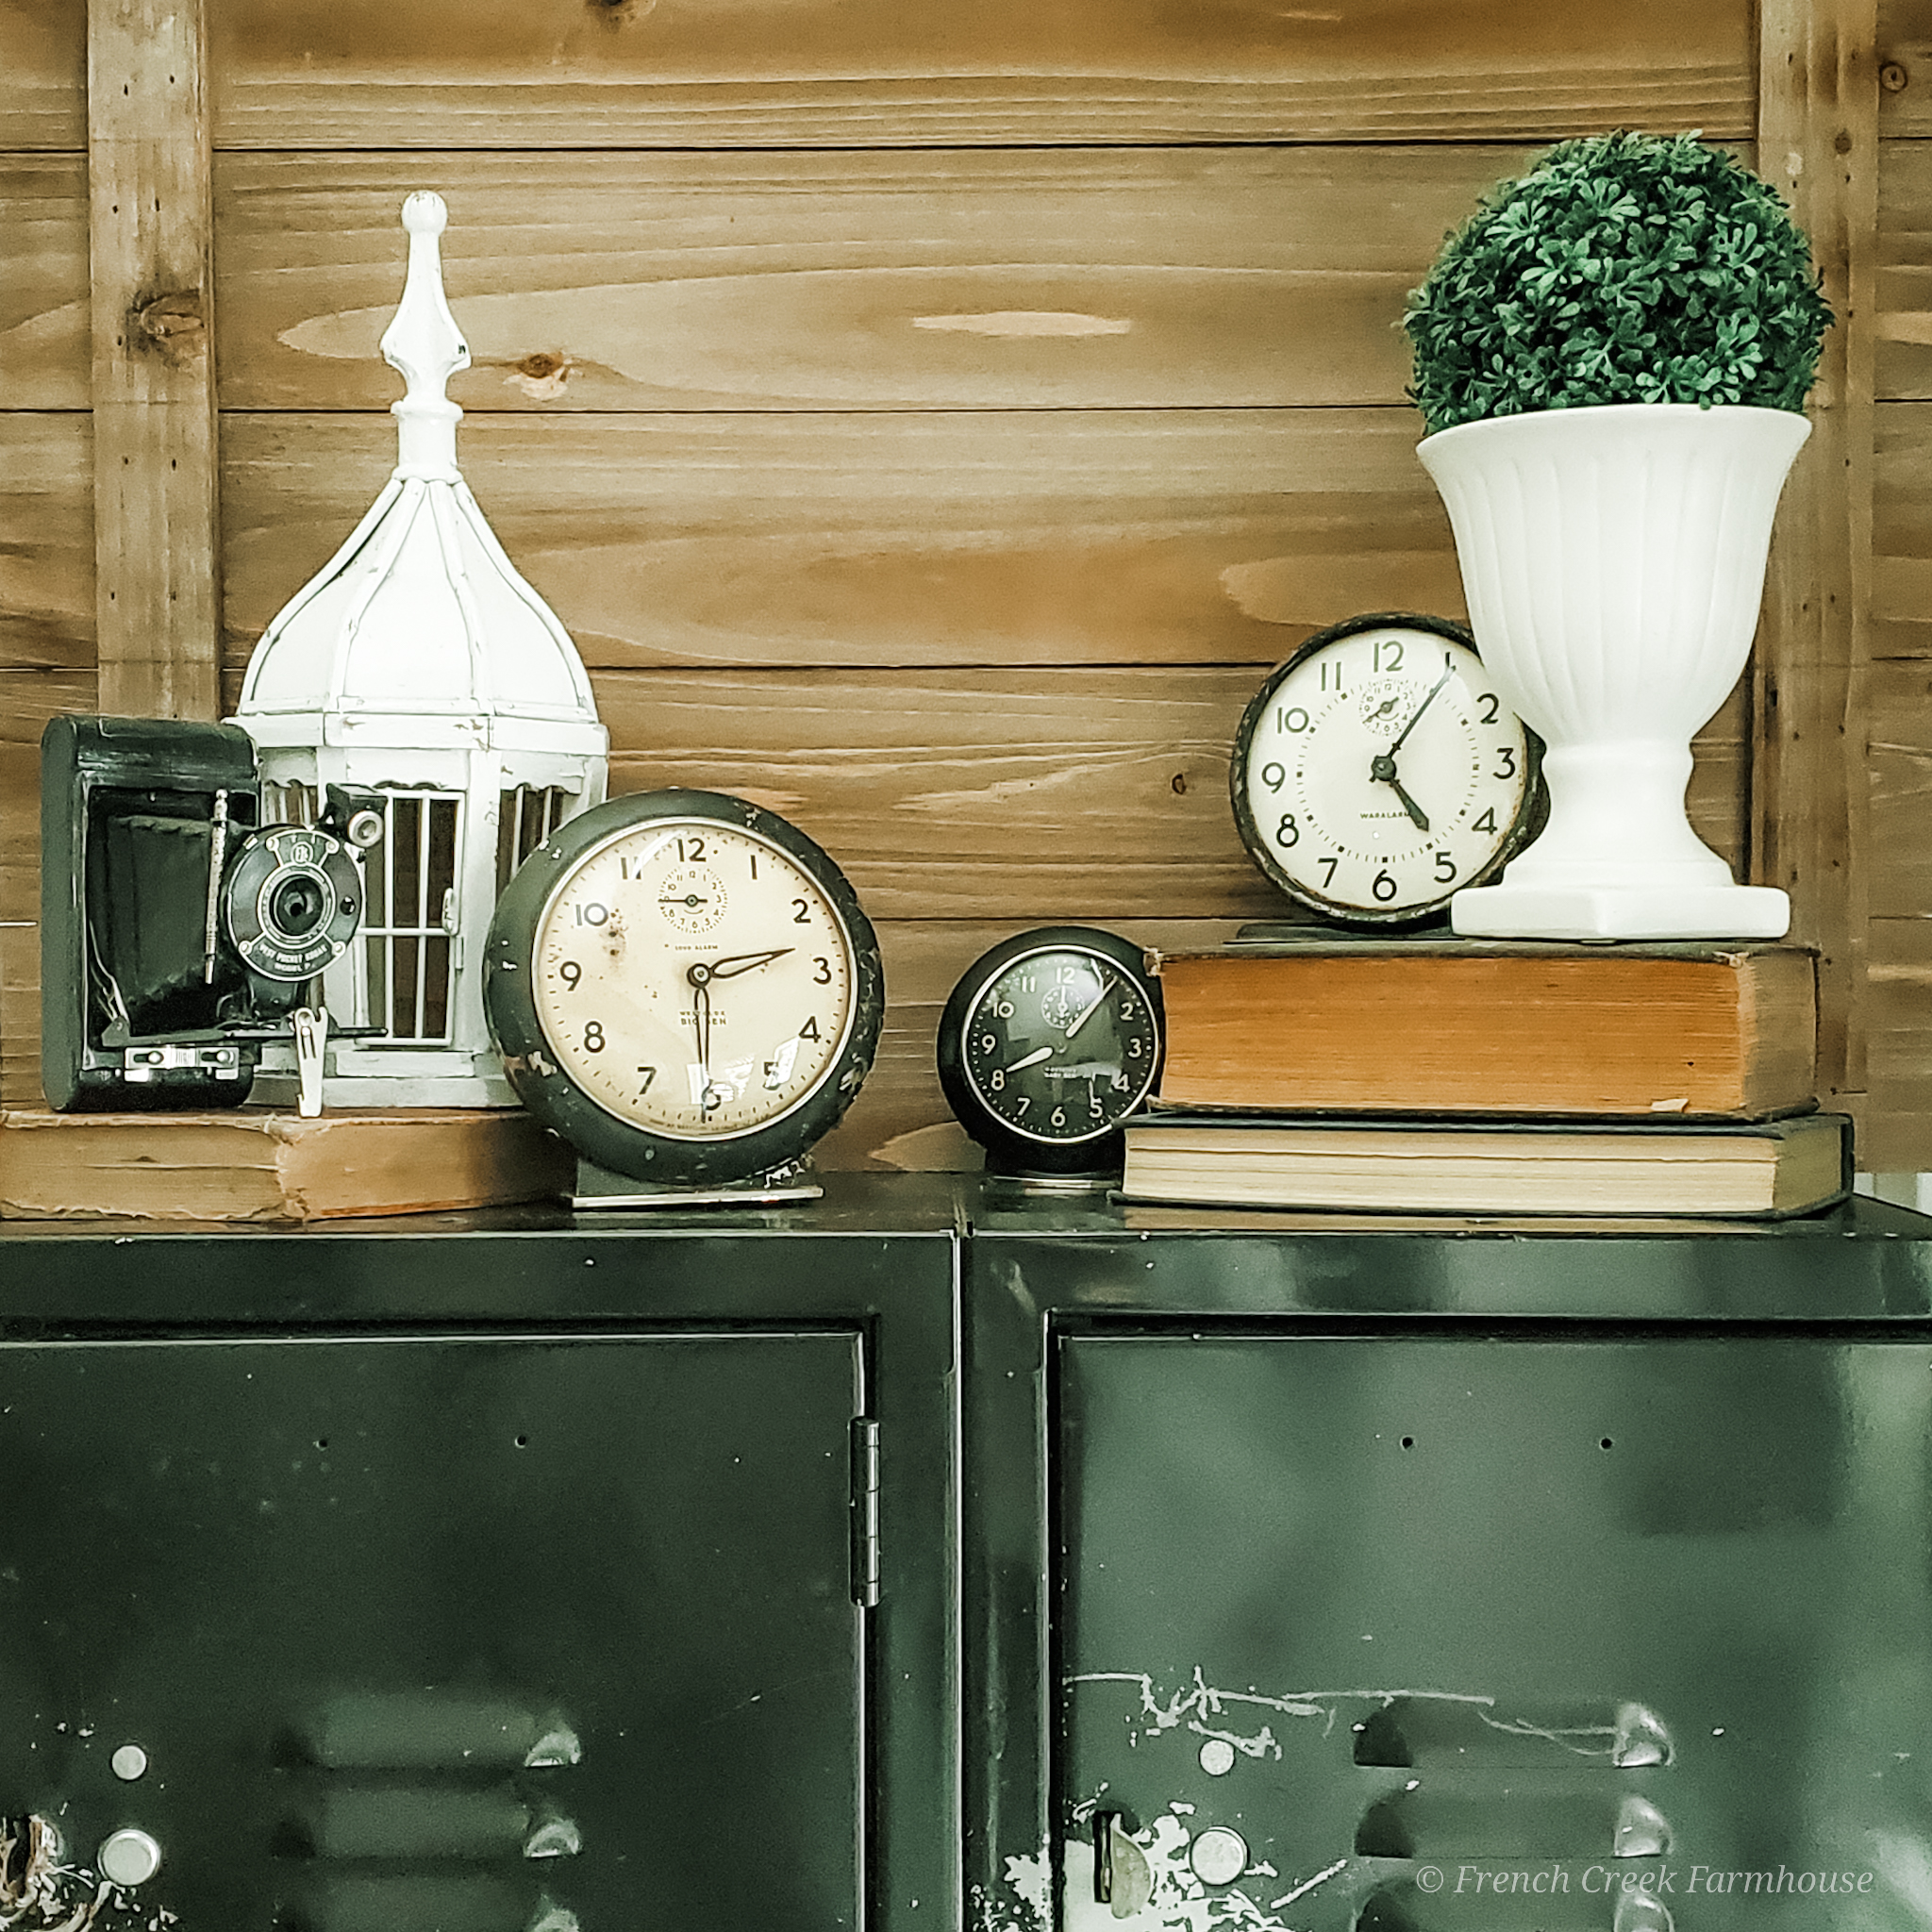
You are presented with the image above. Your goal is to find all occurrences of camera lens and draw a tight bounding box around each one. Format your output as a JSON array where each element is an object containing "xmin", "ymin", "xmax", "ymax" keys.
[{"xmin": 267, "ymin": 871, "xmax": 329, "ymax": 940}]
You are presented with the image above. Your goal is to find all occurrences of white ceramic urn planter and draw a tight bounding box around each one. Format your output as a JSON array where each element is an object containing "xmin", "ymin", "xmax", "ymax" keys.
[{"xmin": 1417, "ymin": 402, "xmax": 1808, "ymax": 941}]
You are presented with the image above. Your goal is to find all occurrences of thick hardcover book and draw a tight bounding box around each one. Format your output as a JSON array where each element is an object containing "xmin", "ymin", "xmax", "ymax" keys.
[
  {"xmin": 0, "ymin": 1108, "xmax": 573, "ymax": 1223},
  {"xmin": 1119, "ymin": 1111, "xmax": 1851, "ymax": 1219},
  {"xmin": 1149, "ymin": 939, "xmax": 1817, "ymax": 1120}
]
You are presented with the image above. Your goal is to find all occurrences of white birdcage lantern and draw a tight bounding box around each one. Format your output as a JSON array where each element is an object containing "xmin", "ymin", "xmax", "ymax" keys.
[{"xmin": 231, "ymin": 191, "xmax": 608, "ymax": 1108}]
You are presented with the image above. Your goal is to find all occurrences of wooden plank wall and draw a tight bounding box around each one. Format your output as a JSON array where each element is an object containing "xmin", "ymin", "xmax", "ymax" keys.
[
  {"xmin": 4, "ymin": 0, "xmax": 1922, "ymax": 1171},
  {"xmin": 1872, "ymin": 0, "xmax": 1932, "ymax": 1166}
]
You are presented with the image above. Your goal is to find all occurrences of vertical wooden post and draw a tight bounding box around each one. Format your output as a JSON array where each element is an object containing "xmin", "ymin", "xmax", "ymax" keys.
[
  {"xmin": 1755, "ymin": 0, "xmax": 1878, "ymax": 1109},
  {"xmin": 88, "ymin": 0, "xmax": 220, "ymax": 721}
]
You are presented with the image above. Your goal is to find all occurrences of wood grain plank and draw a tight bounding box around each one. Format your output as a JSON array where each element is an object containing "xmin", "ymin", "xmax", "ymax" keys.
[
  {"xmin": 1756, "ymin": 0, "xmax": 1879, "ymax": 1107},
  {"xmin": 0, "ymin": 0, "xmax": 85, "ymax": 152},
  {"xmin": 0, "ymin": 158, "xmax": 89, "ymax": 408},
  {"xmin": 1866, "ymin": 655, "xmax": 1932, "ymax": 912},
  {"xmin": 1877, "ymin": 0, "xmax": 1932, "ymax": 134},
  {"xmin": 0, "ymin": 413, "xmax": 93, "ymax": 675},
  {"xmin": 1874, "ymin": 399, "xmax": 1932, "ymax": 654},
  {"xmin": 1857, "ymin": 913, "xmax": 1930, "ymax": 1169},
  {"xmin": 221, "ymin": 661, "xmax": 1748, "ymax": 925},
  {"xmin": 813, "ymin": 915, "xmax": 1247, "ymax": 1172},
  {"xmin": 0, "ymin": 923, "xmax": 39, "ymax": 1109},
  {"xmin": 90, "ymin": 0, "xmax": 221, "ymax": 720},
  {"xmin": 208, "ymin": 0, "xmax": 1752, "ymax": 150},
  {"xmin": 222, "ymin": 408, "xmax": 1467, "ymax": 674},
  {"xmin": 214, "ymin": 147, "xmax": 1536, "ymax": 415},
  {"xmin": 0, "ymin": 665, "xmax": 93, "ymax": 925},
  {"xmin": 1877, "ymin": 137, "xmax": 1932, "ymax": 398}
]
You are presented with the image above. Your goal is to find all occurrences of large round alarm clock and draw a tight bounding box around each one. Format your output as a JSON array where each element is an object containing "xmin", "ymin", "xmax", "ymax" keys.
[
  {"xmin": 484, "ymin": 789, "xmax": 884, "ymax": 1194},
  {"xmin": 1230, "ymin": 611, "xmax": 1543, "ymax": 926},
  {"xmin": 937, "ymin": 926, "xmax": 1162, "ymax": 1184}
]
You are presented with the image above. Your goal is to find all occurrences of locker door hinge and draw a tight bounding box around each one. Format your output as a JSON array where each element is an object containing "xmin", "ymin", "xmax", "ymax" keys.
[{"xmin": 849, "ymin": 1417, "xmax": 881, "ymax": 1608}]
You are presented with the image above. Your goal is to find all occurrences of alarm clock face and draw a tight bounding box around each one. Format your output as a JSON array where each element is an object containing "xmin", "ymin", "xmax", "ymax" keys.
[
  {"xmin": 1230, "ymin": 612, "xmax": 1542, "ymax": 924},
  {"xmin": 938, "ymin": 926, "xmax": 1162, "ymax": 1177},
  {"xmin": 485, "ymin": 791, "xmax": 883, "ymax": 1185}
]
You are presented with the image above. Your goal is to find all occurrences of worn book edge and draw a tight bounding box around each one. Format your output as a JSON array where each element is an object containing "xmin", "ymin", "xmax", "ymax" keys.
[
  {"xmin": 0, "ymin": 1107, "xmax": 573, "ymax": 1223},
  {"xmin": 1120, "ymin": 1112, "xmax": 1851, "ymax": 1220}
]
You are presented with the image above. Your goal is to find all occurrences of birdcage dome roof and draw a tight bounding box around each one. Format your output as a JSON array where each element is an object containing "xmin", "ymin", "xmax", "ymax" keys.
[{"xmin": 233, "ymin": 192, "xmax": 604, "ymax": 757}]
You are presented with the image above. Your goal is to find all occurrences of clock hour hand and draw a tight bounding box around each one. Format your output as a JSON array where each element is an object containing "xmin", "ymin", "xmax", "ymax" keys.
[
  {"xmin": 1004, "ymin": 1044, "xmax": 1056, "ymax": 1074},
  {"xmin": 685, "ymin": 963, "xmax": 713, "ymax": 1076},
  {"xmin": 1368, "ymin": 755, "xmax": 1431, "ymax": 832},
  {"xmin": 704, "ymin": 947, "xmax": 793, "ymax": 980}
]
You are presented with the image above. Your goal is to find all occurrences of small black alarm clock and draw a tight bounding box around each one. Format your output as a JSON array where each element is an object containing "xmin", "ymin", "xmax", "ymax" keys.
[{"xmin": 937, "ymin": 925, "xmax": 1162, "ymax": 1185}]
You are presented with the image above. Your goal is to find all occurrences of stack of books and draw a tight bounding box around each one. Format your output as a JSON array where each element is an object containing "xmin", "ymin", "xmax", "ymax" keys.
[{"xmin": 1122, "ymin": 935, "xmax": 1848, "ymax": 1218}]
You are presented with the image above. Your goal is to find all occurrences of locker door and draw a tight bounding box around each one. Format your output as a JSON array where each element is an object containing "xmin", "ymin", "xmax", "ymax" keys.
[
  {"xmin": 1057, "ymin": 1335, "xmax": 1932, "ymax": 1932},
  {"xmin": 0, "ymin": 1331, "xmax": 866, "ymax": 1932}
]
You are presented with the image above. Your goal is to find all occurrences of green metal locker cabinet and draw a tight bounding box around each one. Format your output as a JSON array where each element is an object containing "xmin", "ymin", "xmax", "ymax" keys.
[
  {"xmin": 962, "ymin": 1191, "xmax": 1932, "ymax": 1932},
  {"xmin": 0, "ymin": 1179, "xmax": 959, "ymax": 1932}
]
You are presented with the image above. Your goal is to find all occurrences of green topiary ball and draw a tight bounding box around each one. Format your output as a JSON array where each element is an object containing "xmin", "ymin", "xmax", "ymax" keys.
[{"xmin": 1404, "ymin": 131, "xmax": 1835, "ymax": 436}]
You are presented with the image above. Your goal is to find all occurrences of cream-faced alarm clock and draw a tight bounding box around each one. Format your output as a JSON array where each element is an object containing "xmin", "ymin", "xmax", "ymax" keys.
[
  {"xmin": 484, "ymin": 789, "xmax": 884, "ymax": 1206},
  {"xmin": 1230, "ymin": 611, "xmax": 1544, "ymax": 925}
]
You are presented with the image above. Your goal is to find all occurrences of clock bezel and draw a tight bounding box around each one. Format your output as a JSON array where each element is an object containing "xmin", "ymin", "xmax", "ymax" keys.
[
  {"xmin": 936, "ymin": 924, "xmax": 1164, "ymax": 1176},
  {"xmin": 1228, "ymin": 609, "xmax": 1545, "ymax": 927},
  {"xmin": 484, "ymin": 788, "xmax": 884, "ymax": 1187}
]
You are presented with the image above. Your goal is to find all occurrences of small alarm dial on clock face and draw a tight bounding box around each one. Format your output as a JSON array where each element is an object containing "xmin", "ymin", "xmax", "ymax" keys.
[
  {"xmin": 530, "ymin": 817, "xmax": 855, "ymax": 1141},
  {"xmin": 1232, "ymin": 615, "xmax": 1539, "ymax": 924}
]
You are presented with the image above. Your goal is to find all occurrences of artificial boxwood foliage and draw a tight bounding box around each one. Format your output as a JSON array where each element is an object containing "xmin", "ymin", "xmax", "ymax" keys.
[{"xmin": 1404, "ymin": 131, "xmax": 1834, "ymax": 435}]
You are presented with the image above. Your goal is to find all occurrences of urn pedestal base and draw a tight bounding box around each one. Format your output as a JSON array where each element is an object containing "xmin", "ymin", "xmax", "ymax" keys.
[{"xmin": 1450, "ymin": 878, "xmax": 1791, "ymax": 941}]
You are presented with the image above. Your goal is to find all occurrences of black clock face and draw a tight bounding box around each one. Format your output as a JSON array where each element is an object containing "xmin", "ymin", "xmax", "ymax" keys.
[{"xmin": 938, "ymin": 926, "xmax": 1163, "ymax": 1174}]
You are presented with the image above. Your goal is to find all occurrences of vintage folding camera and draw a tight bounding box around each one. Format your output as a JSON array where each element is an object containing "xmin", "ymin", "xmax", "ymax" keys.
[{"xmin": 42, "ymin": 715, "xmax": 385, "ymax": 1112}]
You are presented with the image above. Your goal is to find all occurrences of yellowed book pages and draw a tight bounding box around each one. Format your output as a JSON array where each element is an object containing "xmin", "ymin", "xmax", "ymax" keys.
[
  {"xmin": 1121, "ymin": 1112, "xmax": 1850, "ymax": 1218},
  {"xmin": 0, "ymin": 1108, "xmax": 573, "ymax": 1222}
]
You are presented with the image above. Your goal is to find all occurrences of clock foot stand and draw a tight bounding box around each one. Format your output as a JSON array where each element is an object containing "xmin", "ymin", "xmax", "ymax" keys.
[{"xmin": 571, "ymin": 1157, "xmax": 824, "ymax": 1210}]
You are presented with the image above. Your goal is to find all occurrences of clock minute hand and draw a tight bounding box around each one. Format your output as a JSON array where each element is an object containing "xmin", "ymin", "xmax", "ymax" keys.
[
  {"xmin": 705, "ymin": 947, "xmax": 793, "ymax": 980},
  {"xmin": 1061, "ymin": 970, "xmax": 1118, "ymax": 1042},
  {"xmin": 1388, "ymin": 663, "xmax": 1455, "ymax": 757}
]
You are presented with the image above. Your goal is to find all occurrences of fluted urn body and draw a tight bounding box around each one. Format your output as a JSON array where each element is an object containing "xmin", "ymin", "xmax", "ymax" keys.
[{"xmin": 1417, "ymin": 402, "xmax": 1808, "ymax": 941}]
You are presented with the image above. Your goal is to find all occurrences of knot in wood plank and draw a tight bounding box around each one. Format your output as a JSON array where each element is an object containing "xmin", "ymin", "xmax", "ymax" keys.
[{"xmin": 130, "ymin": 290, "xmax": 208, "ymax": 364}]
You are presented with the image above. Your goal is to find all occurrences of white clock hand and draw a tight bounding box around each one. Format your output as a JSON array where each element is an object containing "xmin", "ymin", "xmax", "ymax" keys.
[
  {"xmin": 1062, "ymin": 971, "xmax": 1116, "ymax": 1041},
  {"xmin": 1004, "ymin": 1044, "xmax": 1055, "ymax": 1074}
]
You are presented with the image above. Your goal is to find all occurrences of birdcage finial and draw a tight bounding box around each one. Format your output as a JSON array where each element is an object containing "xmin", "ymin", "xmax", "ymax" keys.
[{"xmin": 380, "ymin": 191, "xmax": 471, "ymax": 480}]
